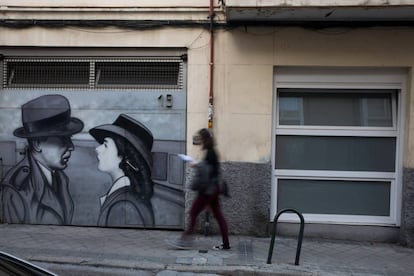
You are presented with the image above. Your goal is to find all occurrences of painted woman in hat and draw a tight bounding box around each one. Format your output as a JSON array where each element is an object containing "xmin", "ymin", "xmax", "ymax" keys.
[{"xmin": 89, "ymin": 114, "xmax": 155, "ymax": 227}]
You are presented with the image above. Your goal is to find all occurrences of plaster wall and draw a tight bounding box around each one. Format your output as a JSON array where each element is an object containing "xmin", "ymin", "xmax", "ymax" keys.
[
  {"xmin": 2, "ymin": 25, "xmax": 414, "ymax": 242},
  {"xmin": 0, "ymin": 0, "xmax": 224, "ymax": 21},
  {"xmin": 2, "ymin": 26, "xmax": 414, "ymax": 164},
  {"xmin": 216, "ymin": 26, "xmax": 414, "ymax": 165},
  {"xmin": 225, "ymin": 0, "xmax": 414, "ymax": 7},
  {"xmin": 1, "ymin": 0, "xmax": 212, "ymax": 7},
  {"xmin": 5, "ymin": 0, "xmax": 414, "ymax": 7}
]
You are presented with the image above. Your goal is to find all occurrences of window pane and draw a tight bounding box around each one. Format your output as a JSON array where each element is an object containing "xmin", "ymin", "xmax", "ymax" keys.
[
  {"xmin": 277, "ymin": 179, "xmax": 390, "ymax": 216},
  {"xmin": 278, "ymin": 89, "xmax": 394, "ymax": 127},
  {"xmin": 276, "ymin": 135, "xmax": 396, "ymax": 172}
]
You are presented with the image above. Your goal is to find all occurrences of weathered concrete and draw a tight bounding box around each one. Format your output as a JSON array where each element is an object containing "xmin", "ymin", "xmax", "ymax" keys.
[
  {"xmin": 184, "ymin": 162, "xmax": 272, "ymax": 237},
  {"xmin": 1, "ymin": 224, "xmax": 414, "ymax": 276},
  {"xmin": 402, "ymin": 168, "xmax": 414, "ymax": 247}
]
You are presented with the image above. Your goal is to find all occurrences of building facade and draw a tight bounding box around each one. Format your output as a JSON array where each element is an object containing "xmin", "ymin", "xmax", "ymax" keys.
[{"xmin": 1, "ymin": 0, "xmax": 414, "ymax": 246}]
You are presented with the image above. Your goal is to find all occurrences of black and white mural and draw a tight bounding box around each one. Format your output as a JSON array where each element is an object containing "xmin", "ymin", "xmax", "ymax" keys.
[
  {"xmin": 90, "ymin": 114, "xmax": 155, "ymax": 227},
  {"xmin": 0, "ymin": 94, "xmax": 185, "ymax": 228},
  {"xmin": 2, "ymin": 95, "xmax": 82, "ymax": 225}
]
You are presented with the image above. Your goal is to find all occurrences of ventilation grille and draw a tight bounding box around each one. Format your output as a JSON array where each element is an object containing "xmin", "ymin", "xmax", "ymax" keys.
[{"xmin": 3, "ymin": 58, "xmax": 184, "ymax": 90}]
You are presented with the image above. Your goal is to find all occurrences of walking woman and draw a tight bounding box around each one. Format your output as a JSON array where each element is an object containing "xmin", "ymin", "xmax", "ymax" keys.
[{"xmin": 171, "ymin": 128, "xmax": 230, "ymax": 250}]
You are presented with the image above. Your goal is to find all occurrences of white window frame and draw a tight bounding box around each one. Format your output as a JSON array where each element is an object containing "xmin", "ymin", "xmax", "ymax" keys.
[{"xmin": 271, "ymin": 67, "xmax": 407, "ymax": 226}]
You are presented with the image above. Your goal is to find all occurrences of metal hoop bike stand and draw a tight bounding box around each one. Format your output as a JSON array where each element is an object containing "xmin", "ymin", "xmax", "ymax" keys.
[{"xmin": 267, "ymin": 208, "xmax": 305, "ymax": 265}]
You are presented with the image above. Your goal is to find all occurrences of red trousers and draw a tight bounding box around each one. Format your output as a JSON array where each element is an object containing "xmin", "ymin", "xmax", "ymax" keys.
[{"xmin": 185, "ymin": 192, "xmax": 229, "ymax": 246}]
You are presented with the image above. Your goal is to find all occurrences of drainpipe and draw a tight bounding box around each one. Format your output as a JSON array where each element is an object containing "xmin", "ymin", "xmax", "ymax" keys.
[{"xmin": 208, "ymin": 0, "xmax": 215, "ymax": 129}]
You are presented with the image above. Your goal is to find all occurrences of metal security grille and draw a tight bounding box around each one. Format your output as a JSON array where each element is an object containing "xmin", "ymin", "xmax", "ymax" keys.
[
  {"xmin": 2, "ymin": 58, "xmax": 184, "ymax": 90},
  {"xmin": 95, "ymin": 61, "xmax": 182, "ymax": 88},
  {"xmin": 5, "ymin": 60, "xmax": 90, "ymax": 89}
]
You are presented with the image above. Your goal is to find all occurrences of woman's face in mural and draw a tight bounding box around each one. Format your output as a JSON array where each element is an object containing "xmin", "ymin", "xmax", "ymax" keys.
[{"xmin": 96, "ymin": 137, "xmax": 122, "ymax": 173}]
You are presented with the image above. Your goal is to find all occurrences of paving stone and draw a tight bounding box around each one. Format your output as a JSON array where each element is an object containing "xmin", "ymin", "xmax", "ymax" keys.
[{"xmin": 0, "ymin": 224, "xmax": 413, "ymax": 275}]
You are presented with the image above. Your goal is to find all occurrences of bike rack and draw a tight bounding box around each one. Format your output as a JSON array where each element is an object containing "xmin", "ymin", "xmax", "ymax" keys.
[{"xmin": 267, "ymin": 208, "xmax": 305, "ymax": 265}]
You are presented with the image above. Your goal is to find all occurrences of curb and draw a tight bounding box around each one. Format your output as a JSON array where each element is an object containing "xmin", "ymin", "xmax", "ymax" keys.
[{"xmin": 30, "ymin": 255, "xmax": 316, "ymax": 276}]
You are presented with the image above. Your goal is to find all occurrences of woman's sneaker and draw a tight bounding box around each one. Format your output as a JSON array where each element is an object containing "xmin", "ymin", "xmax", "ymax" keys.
[
  {"xmin": 212, "ymin": 244, "xmax": 231, "ymax": 250},
  {"xmin": 166, "ymin": 237, "xmax": 192, "ymax": 250}
]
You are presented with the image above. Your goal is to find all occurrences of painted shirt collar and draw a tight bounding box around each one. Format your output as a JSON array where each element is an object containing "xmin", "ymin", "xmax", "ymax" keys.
[{"xmin": 100, "ymin": 176, "xmax": 130, "ymax": 205}]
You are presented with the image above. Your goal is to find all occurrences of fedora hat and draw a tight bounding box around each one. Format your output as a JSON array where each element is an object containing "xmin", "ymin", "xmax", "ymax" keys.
[
  {"xmin": 89, "ymin": 114, "xmax": 153, "ymax": 169},
  {"xmin": 14, "ymin": 94, "xmax": 84, "ymax": 138}
]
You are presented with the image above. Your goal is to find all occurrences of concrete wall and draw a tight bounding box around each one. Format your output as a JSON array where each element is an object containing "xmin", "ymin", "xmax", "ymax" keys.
[
  {"xmin": 2, "ymin": 15, "xmax": 414, "ymax": 244},
  {"xmin": 2, "ymin": 2, "xmax": 414, "ymax": 165},
  {"xmin": 213, "ymin": 27, "xmax": 414, "ymax": 245},
  {"xmin": 225, "ymin": 0, "xmax": 414, "ymax": 7},
  {"xmin": 402, "ymin": 169, "xmax": 414, "ymax": 246},
  {"xmin": 184, "ymin": 162, "xmax": 271, "ymax": 237}
]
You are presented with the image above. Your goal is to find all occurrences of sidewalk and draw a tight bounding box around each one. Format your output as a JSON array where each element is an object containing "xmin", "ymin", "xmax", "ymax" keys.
[{"xmin": 0, "ymin": 224, "xmax": 413, "ymax": 275}]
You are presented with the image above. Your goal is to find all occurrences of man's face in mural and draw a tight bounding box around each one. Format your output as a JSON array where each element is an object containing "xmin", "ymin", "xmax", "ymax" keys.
[
  {"xmin": 35, "ymin": 136, "xmax": 74, "ymax": 170},
  {"xmin": 96, "ymin": 137, "xmax": 122, "ymax": 173}
]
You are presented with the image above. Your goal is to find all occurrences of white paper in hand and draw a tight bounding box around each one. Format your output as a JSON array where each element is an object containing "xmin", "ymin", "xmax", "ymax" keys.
[{"xmin": 178, "ymin": 154, "xmax": 194, "ymax": 162}]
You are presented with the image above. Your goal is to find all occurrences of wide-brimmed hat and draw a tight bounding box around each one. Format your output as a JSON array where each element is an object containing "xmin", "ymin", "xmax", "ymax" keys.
[
  {"xmin": 14, "ymin": 95, "xmax": 84, "ymax": 138},
  {"xmin": 89, "ymin": 114, "xmax": 153, "ymax": 169}
]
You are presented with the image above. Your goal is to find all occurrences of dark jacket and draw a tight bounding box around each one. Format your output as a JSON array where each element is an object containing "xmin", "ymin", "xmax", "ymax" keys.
[
  {"xmin": 97, "ymin": 186, "xmax": 154, "ymax": 227},
  {"xmin": 191, "ymin": 148, "xmax": 220, "ymax": 195},
  {"xmin": 2, "ymin": 152, "xmax": 74, "ymax": 225}
]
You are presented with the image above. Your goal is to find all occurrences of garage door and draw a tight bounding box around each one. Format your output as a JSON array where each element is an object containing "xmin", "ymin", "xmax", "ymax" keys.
[{"xmin": 0, "ymin": 48, "xmax": 187, "ymax": 228}]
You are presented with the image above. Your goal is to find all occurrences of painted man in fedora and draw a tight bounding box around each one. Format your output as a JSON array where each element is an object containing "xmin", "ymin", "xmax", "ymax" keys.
[
  {"xmin": 89, "ymin": 114, "xmax": 155, "ymax": 227},
  {"xmin": 2, "ymin": 94, "xmax": 84, "ymax": 225}
]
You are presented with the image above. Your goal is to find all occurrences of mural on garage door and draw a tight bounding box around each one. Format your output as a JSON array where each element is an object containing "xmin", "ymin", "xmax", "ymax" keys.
[
  {"xmin": 1, "ymin": 94, "xmax": 185, "ymax": 228},
  {"xmin": 0, "ymin": 56, "xmax": 187, "ymax": 229}
]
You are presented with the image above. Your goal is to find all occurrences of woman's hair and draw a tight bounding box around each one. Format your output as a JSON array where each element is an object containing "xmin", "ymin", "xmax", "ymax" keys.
[
  {"xmin": 198, "ymin": 128, "xmax": 215, "ymax": 150},
  {"xmin": 110, "ymin": 135, "xmax": 154, "ymax": 202}
]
